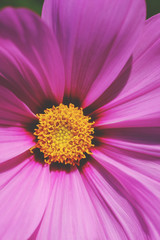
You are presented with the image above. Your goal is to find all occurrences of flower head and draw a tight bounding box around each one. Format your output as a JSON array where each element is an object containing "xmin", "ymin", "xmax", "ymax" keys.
[
  {"xmin": 31, "ymin": 103, "xmax": 94, "ymax": 165},
  {"xmin": 0, "ymin": 0, "xmax": 160, "ymax": 239}
]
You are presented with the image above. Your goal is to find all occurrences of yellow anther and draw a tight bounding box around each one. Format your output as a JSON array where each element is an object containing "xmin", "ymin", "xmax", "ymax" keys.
[{"xmin": 30, "ymin": 103, "xmax": 94, "ymax": 166}]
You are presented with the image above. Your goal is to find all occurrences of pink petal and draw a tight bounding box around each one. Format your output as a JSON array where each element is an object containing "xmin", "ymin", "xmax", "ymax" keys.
[
  {"xmin": 92, "ymin": 148, "xmax": 160, "ymax": 238},
  {"xmin": 93, "ymin": 14, "xmax": 160, "ymax": 124},
  {"xmin": 0, "ymin": 86, "xmax": 36, "ymax": 126},
  {"xmin": 0, "ymin": 127, "xmax": 34, "ymax": 163},
  {"xmin": 95, "ymin": 87, "xmax": 160, "ymax": 128},
  {"xmin": 0, "ymin": 155, "xmax": 30, "ymax": 189},
  {"xmin": 0, "ymin": 86, "xmax": 36, "ymax": 163},
  {"xmin": 95, "ymin": 139, "xmax": 160, "ymax": 181},
  {"xmin": 0, "ymin": 8, "xmax": 65, "ymax": 112},
  {"xmin": 0, "ymin": 158, "xmax": 51, "ymax": 240},
  {"xmin": 82, "ymin": 162, "xmax": 148, "ymax": 240},
  {"xmin": 35, "ymin": 168, "xmax": 105, "ymax": 240},
  {"xmin": 42, "ymin": 0, "xmax": 146, "ymax": 104}
]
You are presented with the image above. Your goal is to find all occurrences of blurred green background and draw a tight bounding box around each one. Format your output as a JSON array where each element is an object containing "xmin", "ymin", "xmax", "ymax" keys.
[
  {"xmin": 0, "ymin": 0, "xmax": 44, "ymax": 15},
  {"xmin": 0, "ymin": 0, "xmax": 160, "ymax": 18}
]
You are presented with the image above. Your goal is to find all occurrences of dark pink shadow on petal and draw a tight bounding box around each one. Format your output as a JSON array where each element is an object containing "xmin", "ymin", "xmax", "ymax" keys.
[
  {"xmin": 95, "ymin": 127, "xmax": 160, "ymax": 145},
  {"xmin": 84, "ymin": 56, "xmax": 133, "ymax": 117},
  {"xmin": 0, "ymin": 150, "xmax": 31, "ymax": 173},
  {"xmin": 100, "ymin": 142, "xmax": 160, "ymax": 162},
  {"xmin": 90, "ymin": 158, "xmax": 150, "ymax": 236},
  {"xmin": 28, "ymin": 218, "xmax": 43, "ymax": 240}
]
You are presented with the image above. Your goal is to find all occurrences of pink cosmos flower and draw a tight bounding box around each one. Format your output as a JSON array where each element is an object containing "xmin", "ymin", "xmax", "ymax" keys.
[{"xmin": 0, "ymin": 0, "xmax": 160, "ymax": 239}]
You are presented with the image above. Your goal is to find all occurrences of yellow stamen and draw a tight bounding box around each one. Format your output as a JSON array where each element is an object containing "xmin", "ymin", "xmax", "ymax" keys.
[{"xmin": 30, "ymin": 103, "xmax": 94, "ymax": 166}]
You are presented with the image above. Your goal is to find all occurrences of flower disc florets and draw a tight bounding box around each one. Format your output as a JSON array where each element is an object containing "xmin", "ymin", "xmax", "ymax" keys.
[{"xmin": 30, "ymin": 103, "xmax": 94, "ymax": 166}]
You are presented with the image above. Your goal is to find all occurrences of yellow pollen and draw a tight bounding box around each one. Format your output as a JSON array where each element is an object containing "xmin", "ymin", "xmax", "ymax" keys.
[{"xmin": 30, "ymin": 103, "xmax": 94, "ymax": 166}]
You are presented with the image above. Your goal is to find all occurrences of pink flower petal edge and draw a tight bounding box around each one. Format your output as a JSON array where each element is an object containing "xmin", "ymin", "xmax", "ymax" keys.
[
  {"xmin": 92, "ymin": 14, "xmax": 160, "ymax": 123},
  {"xmin": 33, "ymin": 168, "xmax": 106, "ymax": 240},
  {"xmin": 0, "ymin": 7, "xmax": 65, "ymax": 113},
  {"xmin": 42, "ymin": 0, "xmax": 146, "ymax": 105},
  {"xmin": 92, "ymin": 148, "xmax": 160, "ymax": 238},
  {"xmin": 0, "ymin": 158, "xmax": 51, "ymax": 240}
]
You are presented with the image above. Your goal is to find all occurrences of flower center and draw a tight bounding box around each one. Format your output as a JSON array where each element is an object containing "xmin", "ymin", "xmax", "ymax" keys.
[{"xmin": 30, "ymin": 103, "xmax": 94, "ymax": 166}]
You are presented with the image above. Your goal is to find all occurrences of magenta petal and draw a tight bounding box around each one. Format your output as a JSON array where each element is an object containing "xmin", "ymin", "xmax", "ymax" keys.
[
  {"xmin": 92, "ymin": 148, "xmax": 160, "ymax": 238},
  {"xmin": 95, "ymin": 86, "xmax": 160, "ymax": 128},
  {"xmin": 0, "ymin": 8, "xmax": 65, "ymax": 112},
  {"xmin": 0, "ymin": 159, "xmax": 51, "ymax": 240},
  {"xmin": 0, "ymin": 127, "xmax": 34, "ymax": 163},
  {"xmin": 42, "ymin": 0, "xmax": 145, "ymax": 104},
  {"xmin": 94, "ymin": 14, "xmax": 160, "ymax": 125},
  {"xmin": 36, "ymin": 169, "xmax": 105, "ymax": 240},
  {"xmin": 0, "ymin": 155, "xmax": 30, "ymax": 189},
  {"xmin": 0, "ymin": 86, "xmax": 36, "ymax": 163},
  {"xmin": 82, "ymin": 162, "xmax": 148, "ymax": 240},
  {"xmin": 0, "ymin": 86, "xmax": 36, "ymax": 126},
  {"xmin": 95, "ymin": 139, "xmax": 160, "ymax": 181}
]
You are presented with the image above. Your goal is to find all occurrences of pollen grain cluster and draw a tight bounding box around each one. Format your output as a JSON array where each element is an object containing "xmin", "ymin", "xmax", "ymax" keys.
[{"xmin": 30, "ymin": 103, "xmax": 94, "ymax": 166}]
